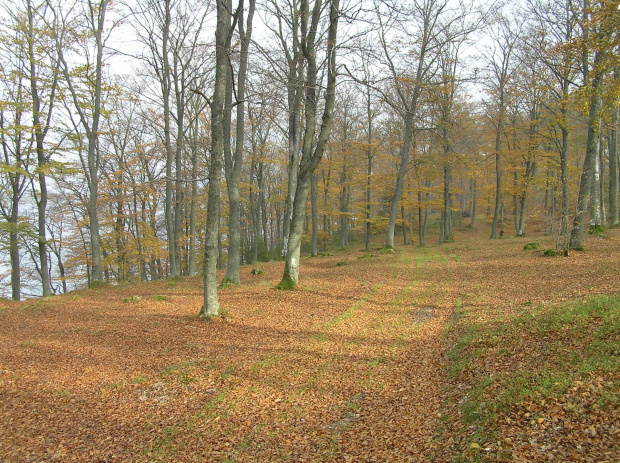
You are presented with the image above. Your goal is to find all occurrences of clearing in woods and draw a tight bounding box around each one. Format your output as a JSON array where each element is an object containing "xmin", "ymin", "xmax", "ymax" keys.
[{"xmin": 0, "ymin": 226, "xmax": 618, "ymax": 462}]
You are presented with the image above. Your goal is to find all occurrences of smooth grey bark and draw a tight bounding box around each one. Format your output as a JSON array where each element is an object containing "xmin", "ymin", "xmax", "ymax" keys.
[
  {"xmin": 46, "ymin": 222, "xmax": 67, "ymax": 293},
  {"xmin": 266, "ymin": 0, "xmax": 304, "ymax": 257},
  {"xmin": 159, "ymin": 0, "xmax": 179, "ymax": 278},
  {"xmin": 53, "ymin": 0, "xmax": 112, "ymax": 285},
  {"xmin": 485, "ymin": 15, "xmax": 518, "ymax": 239},
  {"xmin": 589, "ymin": 133, "xmax": 602, "ymax": 226},
  {"xmin": 379, "ymin": 0, "xmax": 477, "ymax": 248},
  {"xmin": 610, "ymin": 76, "xmax": 619, "ymax": 226},
  {"xmin": 386, "ymin": 111, "xmax": 414, "ymax": 249},
  {"xmin": 223, "ymin": 0, "xmax": 255, "ymax": 284},
  {"xmin": 134, "ymin": 0, "xmax": 209, "ymax": 277},
  {"xmin": 418, "ymin": 179, "xmax": 430, "ymax": 246},
  {"xmin": 377, "ymin": 1, "xmax": 430, "ymax": 249},
  {"xmin": 490, "ymin": 112, "xmax": 503, "ymax": 239},
  {"xmin": 559, "ymin": 94, "xmax": 570, "ymax": 237},
  {"xmin": 311, "ymin": 172, "xmax": 318, "ymax": 256},
  {"xmin": 172, "ymin": 51, "xmax": 186, "ymax": 278},
  {"xmin": 364, "ymin": 86, "xmax": 373, "ymax": 252},
  {"xmin": 442, "ymin": 164, "xmax": 453, "ymax": 242},
  {"xmin": 249, "ymin": 153, "xmax": 260, "ymax": 263},
  {"xmin": 338, "ymin": 160, "xmax": 349, "ymax": 248},
  {"xmin": 321, "ymin": 160, "xmax": 332, "ymax": 252},
  {"xmin": 401, "ymin": 205, "xmax": 408, "ymax": 245},
  {"xmin": 187, "ymin": 102, "xmax": 201, "ymax": 276},
  {"xmin": 200, "ymin": 0, "xmax": 232, "ymax": 317},
  {"xmin": 0, "ymin": 106, "xmax": 28, "ymax": 301},
  {"xmin": 278, "ymin": 0, "xmax": 340, "ymax": 289},
  {"xmin": 527, "ymin": 0, "xmax": 579, "ymax": 238},
  {"xmin": 469, "ymin": 178, "xmax": 476, "ymax": 228},
  {"xmin": 570, "ymin": 52, "xmax": 606, "ymax": 248},
  {"xmin": 598, "ymin": 134, "xmax": 606, "ymax": 224},
  {"xmin": 25, "ymin": 0, "xmax": 58, "ymax": 296}
]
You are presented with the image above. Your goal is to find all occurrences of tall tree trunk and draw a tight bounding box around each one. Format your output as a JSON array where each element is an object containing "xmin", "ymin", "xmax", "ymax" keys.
[
  {"xmin": 560, "ymin": 120, "xmax": 570, "ymax": 237},
  {"xmin": 222, "ymin": 0, "xmax": 254, "ymax": 283},
  {"xmin": 599, "ymin": 134, "xmax": 606, "ymax": 224},
  {"xmin": 339, "ymin": 163, "xmax": 348, "ymax": 248},
  {"xmin": 442, "ymin": 164, "xmax": 453, "ymax": 242},
  {"xmin": 278, "ymin": 0, "xmax": 340, "ymax": 289},
  {"xmin": 27, "ymin": 1, "xmax": 54, "ymax": 297},
  {"xmin": 418, "ymin": 179, "xmax": 430, "ymax": 246},
  {"xmin": 544, "ymin": 164, "xmax": 551, "ymax": 235},
  {"xmin": 469, "ymin": 178, "xmax": 476, "ymax": 228},
  {"xmin": 364, "ymin": 87, "xmax": 373, "ymax": 252},
  {"xmin": 161, "ymin": 0, "xmax": 178, "ymax": 278},
  {"xmin": 85, "ymin": 0, "xmax": 109, "ymax": 285},
  {"xmin": 589, "ymin": 132, "xmax": 602, "ymax": 226},
  {"xmin": 311, "ymin": 172, "xmax": 318, "ymax": 257},
  {"xmin": 490, "ymin": 115, "xmax": 503, "ymax": 239},
  {"xmin": 173, "ymin": 78, "xmax": 185, "ymax": 278},
  {"xmin": 259, "ymin": 163, "xmax": 268, "ymax": 248},
  {"xmin": 609, "ymin": 85, "xmax": 619, "ymax": 226},
  {"xmin": 188, "ymin": 115, "xmax": 200, "ymax": 276},
  {"xmin": 200, "ymin": 0, "xmax": 229, "ymax": 317},
  {"xmin": 386, "ymin": 113, "xmax": 414, "ymax": 248},
  {"xmin": 401, "ymin": 205, "xmax": 408, "ymax": 245},
  {"xmin": 10, "ymin": 226, "xmax": 20, "ymax": 301},
  {"xmin": 569, "ymin": 73, "xmax": 604, "ymax": 248}
]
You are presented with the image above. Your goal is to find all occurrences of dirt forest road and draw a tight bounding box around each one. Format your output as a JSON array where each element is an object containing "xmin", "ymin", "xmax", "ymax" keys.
[{"xmin": 1, "ymin": 229, "xmax": 618, "ymax": 462}]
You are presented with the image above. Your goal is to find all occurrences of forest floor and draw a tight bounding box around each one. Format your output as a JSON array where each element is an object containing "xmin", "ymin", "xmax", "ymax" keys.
[{"xmin": 0, "ymin": 223, "xmax": 619, "ymax": 462}]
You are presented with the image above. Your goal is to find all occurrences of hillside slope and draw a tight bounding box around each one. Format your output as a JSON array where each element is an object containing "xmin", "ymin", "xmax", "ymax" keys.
[{"xmin": 1, "ymin": 228, "xmax": 618, "ymax": 462}]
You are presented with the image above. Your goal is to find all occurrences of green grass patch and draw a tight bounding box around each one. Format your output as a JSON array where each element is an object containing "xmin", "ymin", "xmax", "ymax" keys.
[
  {"xmin": 161, "ymin": 359, "xmax": 213, "ymax": 385},
  {"xmin": 440, "ymin": 294, "xmax": 620, "ymax": 459},
  {"xmin": 133, "ymin": 375, "xmax": 148, "ymax": 384}
]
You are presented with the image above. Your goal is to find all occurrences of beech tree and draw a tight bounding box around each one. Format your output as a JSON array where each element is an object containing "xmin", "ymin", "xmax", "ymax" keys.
[
  {"xmin": 483, "ymin": 12, "xmax": 520, "ymax": 239},
  {"xmin": 24, "ymin": 0, "xmax": 59, "ymax": 296},
  {"xmin": 526, "ymin": 0, "xmax": 580, "ymax": 239},
  {"xmin": 50, "ymin": 0, "xmax": 118, "ymax": 286},
  {"xmin": 373, "ymin": 0, "xmax": 479, "ymax": 249},
  {"xmin": 0, "ymin": 0, "xmax": 60, "ymax": 299},
  {"xmin": 569, "ymin": 0, "xmax": 619, "ymax": 249},
  {"xmin": 200, "ymin": 0, "xmax": 238, "ymax": 317},
  {"xmin": 609, "ymin": 66, "xmax": 619, "ymax": 227},
  {"xmin": 0, "ymin": 68, "xmax": 30, "ymax": 301},
  {"xmin": 276, "ymin": 0, "xmax": 341, "ymax": 289},
  {"xmin": 221, "ymin": 0, "xmax": 255, "ymax": 285}
]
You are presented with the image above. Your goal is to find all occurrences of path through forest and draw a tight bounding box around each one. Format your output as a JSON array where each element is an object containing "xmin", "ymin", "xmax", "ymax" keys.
[{"xmin": 0, "ymin": 228, "xmax": 618, "ymax": 462}]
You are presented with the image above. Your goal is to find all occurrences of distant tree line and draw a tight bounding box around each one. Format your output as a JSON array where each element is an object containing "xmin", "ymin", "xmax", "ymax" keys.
[{"xmin": 0, "ymin": 0, "xmax": 618, "ymax": 307}]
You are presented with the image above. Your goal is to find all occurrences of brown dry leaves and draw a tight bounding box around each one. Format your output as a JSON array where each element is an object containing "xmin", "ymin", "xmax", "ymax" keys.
[{"xmin": 0, "ymin": 225, "xmax": 618, "ymax": 462}]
